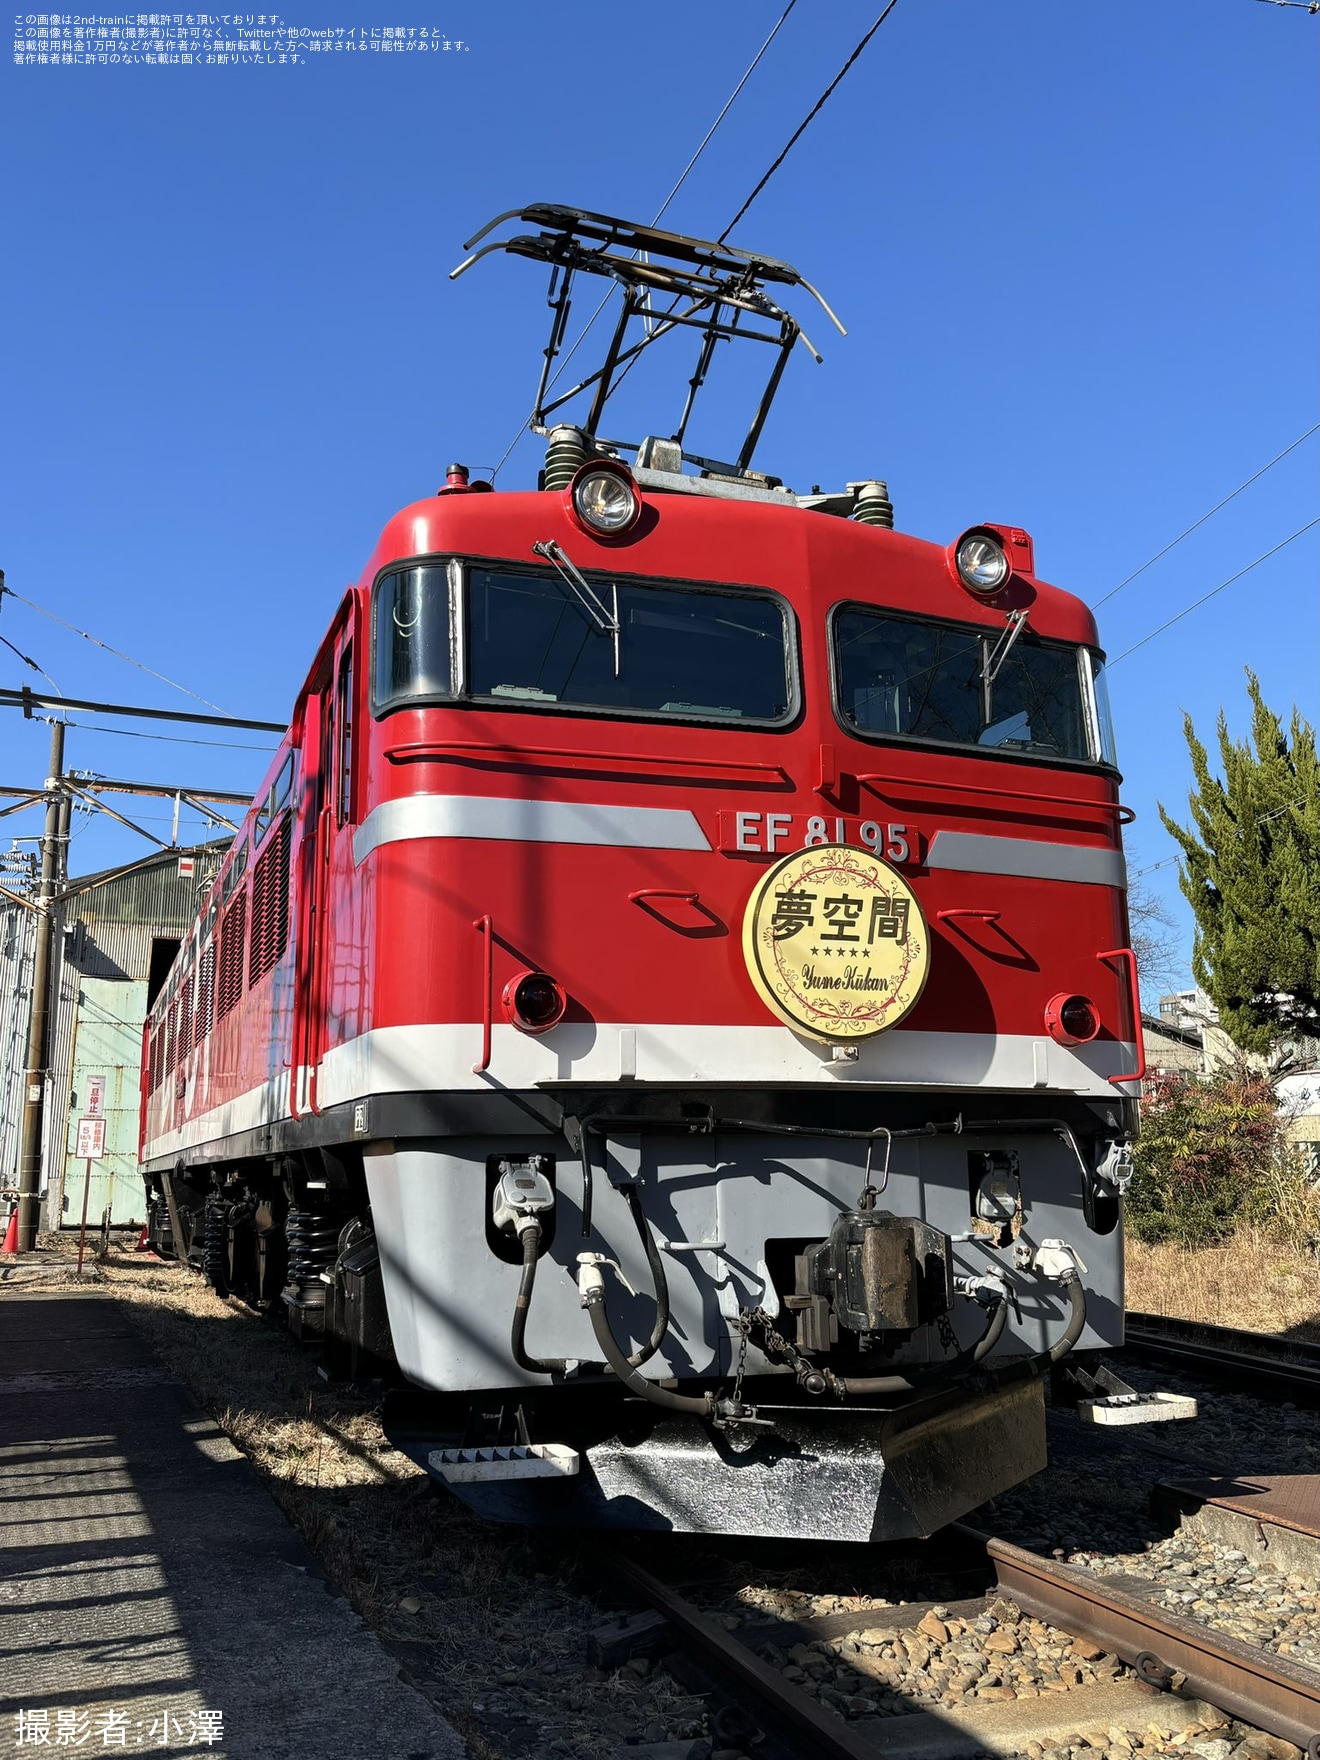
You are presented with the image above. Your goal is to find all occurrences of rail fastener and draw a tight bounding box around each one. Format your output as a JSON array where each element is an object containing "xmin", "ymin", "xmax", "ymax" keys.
[{"xmin": 988, "ymin": 1535, "xmax": 1320, "ymax": 1752}]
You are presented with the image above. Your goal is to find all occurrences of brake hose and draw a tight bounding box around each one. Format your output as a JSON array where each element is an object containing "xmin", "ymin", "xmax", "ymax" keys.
[
  {"xmin": 621, "ymin": 1183, "xmax": 670, "ymax": 1369},
  {"xmin": 511, "ymin": 1180, "xmax": 671, "ymax": 1377},
  {"xmin": 1045, "ymin": 1274, "xmax": 1088, "ymax": 1365},
  {"xmin": 510, "ymin": 1223, "xmax": 569, "ymax": 1376},
  {"xmin": 828, "ymin": 1287, "xmax": 1010, "ymax": 1397},
  {"xmin": 835, "ymin": 1275, "xmax": 1088, "ymax": 1400},
  {"xmin": 575, "ymin": 1255, "xmax": 722, "ymax": 1416}
]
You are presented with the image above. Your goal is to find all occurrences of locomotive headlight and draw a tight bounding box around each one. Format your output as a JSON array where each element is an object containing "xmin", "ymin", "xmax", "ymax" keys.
[
  {"xmin": 952, "ymin": 529, "xmax": 1011, "ymax": 596},
  {"xmin": 1044, "ymin": 993, "xmax": 1101, "ymax": 1047},
  {"xmin": 569, "ymin": 462, "xmax": 641, "ymax": 537},
  {"xmin": 502, "ymin": 970, "xmax": 567, "ymax": 1034}
]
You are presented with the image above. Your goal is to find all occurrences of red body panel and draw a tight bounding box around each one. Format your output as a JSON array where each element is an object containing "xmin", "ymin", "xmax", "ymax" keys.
[{"xmin": 140, "ymin": 484, "xmax": 1135, "ymax": 1161}]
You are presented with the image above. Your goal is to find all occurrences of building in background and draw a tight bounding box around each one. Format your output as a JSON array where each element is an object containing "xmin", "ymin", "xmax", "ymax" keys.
[
  {"xmin": 1140, "ymin": 1010, "xmax": 1204, "ymax": 1078},
  {"xmin": 0, "ymin": 839, "xmax": 229, "ymax": 1233},
  {"xmin": 0, "ymin": 890, "xmax": 39, "ymax": 1202},
  {"xmin": 1148, "ymin": 990, "xmax": 1320, "ymax": 1174}
]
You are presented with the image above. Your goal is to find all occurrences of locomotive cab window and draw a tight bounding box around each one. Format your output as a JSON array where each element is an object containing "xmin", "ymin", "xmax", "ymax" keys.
[
  {"xmin": 374, "ymin": 564, "xmax": 454, "ymax": 712},
  {"xmin": 220, "ymin": 838, "xmax": 247, "ymax": 901},
  {"xmin": 255, "ymin": 754, "xmax": 295, "ymax": 846},
  {"xmin": 372, "ymin": 558, "xmax": 794, "ymax": 726},
  {"xmin": 832, "ymin": 606, "xmax": 1106, "ymax": 765}
]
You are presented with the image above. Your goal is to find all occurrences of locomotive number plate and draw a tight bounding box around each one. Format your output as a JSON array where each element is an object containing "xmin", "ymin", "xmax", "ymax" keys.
[{"xmin": 717, "ymin": 810, "xmax": 921, "ymax": 864}]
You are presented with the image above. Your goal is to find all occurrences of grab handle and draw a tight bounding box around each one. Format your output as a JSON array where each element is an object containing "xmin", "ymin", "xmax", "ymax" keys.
[
  {"xmin": 473, "ymin": 915, "xmax": 493, "ymax": 1074},
  {"xmin": 1098, "ymin": 947, "xmax": 1145, "ymax": 1086}
]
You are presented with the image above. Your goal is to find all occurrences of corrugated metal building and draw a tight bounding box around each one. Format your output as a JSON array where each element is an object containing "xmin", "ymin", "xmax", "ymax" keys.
[
  {"xmin": 0, "ymin": 899, "xmax": 38, "ymax": 1203},
  {"xmin": 0, "ymin": 839, "xmax": 229, "ymax": 1231},
  {"xmin": 49, "ymin": 839, "xmax": 231, "ymax": 1228}
]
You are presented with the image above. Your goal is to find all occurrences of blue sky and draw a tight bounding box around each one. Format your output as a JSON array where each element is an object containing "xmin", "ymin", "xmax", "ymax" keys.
[{"xmin": 2, "ymin": 1, "xmax": 1316, "ymax": 987}]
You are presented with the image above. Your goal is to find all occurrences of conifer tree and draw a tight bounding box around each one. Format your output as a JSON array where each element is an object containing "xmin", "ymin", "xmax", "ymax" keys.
[{"xmin": 1159, "ymin": 672, "xmax": 1320, "ymax": 1051}]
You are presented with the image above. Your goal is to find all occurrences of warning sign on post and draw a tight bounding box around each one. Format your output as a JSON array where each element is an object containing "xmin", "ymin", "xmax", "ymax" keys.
[
  {"xmin": 85, "ymin": 1075, "xmax": 106, "ymax": 1118},
  {"xmin": 75, "ymin": 1117, "xmax": 106, "ymax": 1160}
]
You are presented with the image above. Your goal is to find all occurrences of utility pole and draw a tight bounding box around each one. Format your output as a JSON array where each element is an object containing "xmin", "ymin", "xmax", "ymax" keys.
[{"xmin": 15, "ymin": 719, "xmax": 65, "ymax": 1253}]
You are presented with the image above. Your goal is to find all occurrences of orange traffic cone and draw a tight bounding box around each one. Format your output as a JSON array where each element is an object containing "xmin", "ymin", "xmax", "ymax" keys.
[
  {"xmin": 1, "ymin": 1207, "xmax": 18, "ymax": 1254},
  {"xmin": 134, "ymin": 1224, "xmax": 150, "ymax": 1253}
]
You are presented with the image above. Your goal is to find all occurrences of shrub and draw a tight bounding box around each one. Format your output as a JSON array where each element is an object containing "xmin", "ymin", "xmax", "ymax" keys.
[{"xmin": 1127, "ymin": 1065, "xmax": 1300, "ymax": 1248}]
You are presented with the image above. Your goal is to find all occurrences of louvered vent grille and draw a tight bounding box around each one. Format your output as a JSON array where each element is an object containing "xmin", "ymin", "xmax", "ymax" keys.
[
  {"xmin": 248, "ymin": 816, "xmax": 291, "ymax": 989},
  {"xmin": 196, "ymin": 943, "xmax": 216, "ymax": 1042},
  {"xmin": 165, "ymin": 1000, "xmax": 179, "ymax": 1077},
  {"xmin": 217, "ymin": 892, "xmax": 247, "ymax": 1022},
  {"xmin": 177, "ymin": 982, "xmax": 192, "ymax": 1065},
  {"xmin": 149, "ymin": 1027, "xmax": 161, "ymax": 1092}
]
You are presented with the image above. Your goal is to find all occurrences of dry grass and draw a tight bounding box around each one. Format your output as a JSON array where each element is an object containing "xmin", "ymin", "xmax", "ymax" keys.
[{"xmin": 1126, "ymin": 1224, "xmax": 1320, "ymax": 1341}]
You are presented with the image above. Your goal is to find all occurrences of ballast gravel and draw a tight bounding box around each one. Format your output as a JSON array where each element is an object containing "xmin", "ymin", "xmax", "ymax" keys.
[
  {"xmin": 742, "ymin": 1593, "xmax": 1128, "ymax": 1712},
  {"xmin": 92, "ymin": 1251, "xmax": 1320, "ymax": 1760},
  {"xmin": 700, "ymin": 1355, "xmax": 1320, "ymax": 1758},
  {"xmin": 714, "ymin": 1586, "xmax": 1309, "ymax": 1758},
  {"xmin": 1069, "ymin": 1537, "xmax": 1320, "ymax": 1672}
]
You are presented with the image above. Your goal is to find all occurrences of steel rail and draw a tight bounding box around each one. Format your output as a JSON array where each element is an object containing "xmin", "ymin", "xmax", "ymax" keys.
[
  {"xmin": 988, "ymin": 1536, "xmax": 1320, "ymax": 1750},
  {"xmin": 1122, "ymin": 1314, "xmax": 1320, "ymax": 1403},
  {"xmin": 1126, "ymin": 1311, "xmax": 1320, "ymax": 1366},
  {"xmin": 604, "ymin": 1554, "xmax": 885, "ymax": 1760}
]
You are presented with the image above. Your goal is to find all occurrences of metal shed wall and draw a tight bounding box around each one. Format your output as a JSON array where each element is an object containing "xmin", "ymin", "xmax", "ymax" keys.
[
  {"xmin": 0, "ymin": 901, "xmax": 38, "ymax": 1204},
  {"xmin": 43, "ymin": 842, "xmax": 230, "ymax": 1229}
]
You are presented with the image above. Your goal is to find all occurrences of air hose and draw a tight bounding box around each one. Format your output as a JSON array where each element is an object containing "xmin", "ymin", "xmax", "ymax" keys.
[
  {"xmin": 831, "ymin": 1275, "xmax": 1087, "ymax": 1400},
  {"xmin": 574, "ymin": 1246, "xmax": 1086, "ymax": 1417},
  {"xmin": 585, "ymin": 1288, "xmax": 716, "ymax": 1416},
  {"xmin": 511, "ymin": 1222, "xmax": 569, "ymax": 1376},
  {"xmin": 509, "ymin": 1178, "xmax": 670, "ymax": 1377},
  {"xmin": 828, "ymin": 1287, "xmax": 1009, "ymax": 1398},
  {"xmin": 621, "ymin": 1183, "xmax": 670, "ymax": 1370},
  {"xmin": 1045, "ymin": 1273, "xmax": 1088, "ymax": 1365},
  {"xmin": 577, "ymin": 1255, "xmax": 721, "ymax": 1417}
]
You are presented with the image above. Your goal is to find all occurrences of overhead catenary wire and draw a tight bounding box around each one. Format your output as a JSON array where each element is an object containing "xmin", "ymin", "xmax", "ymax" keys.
[
  {"xmin": 1105, "ymin": 518, "xmax": 1320, "ymax": 667},
  {"xmin": 0, "ymin": 581, "xmax": 230, "ymax": 713},
  {"xmin": 487, "ymin": 1, "xmax": 800, "ymax": 485},
  {"xmin": 0, "ymin": 629, "xmax": 52, "ymax": 683},
  {"xmin": 65, "ymin": 720, "xmax": 279, "ymax": 753},
  {"xmin": 1093, "ymin": 422, "xmax": 1320, "ymax": 610},
  {"xmin": 718, "ymin": 0, "xmax": 901, "ymax": 244},
  {"xmin": 600, "ymin": 2, "xmax": 901, "ymax": 416},
  {"xmin": 0, "ymin": 589, "xmax": 65, "ymax": 699},
  {"xmin": 1132, "ymin": 794, "xmax": 1314, "ymax": 879},
  {"xmin": 0, "ymin": 635, "xmax": 64, "ymax": 704},
  {"xmin": 653, "ymin": 0, "xmax": 800, "ymax": 231}
]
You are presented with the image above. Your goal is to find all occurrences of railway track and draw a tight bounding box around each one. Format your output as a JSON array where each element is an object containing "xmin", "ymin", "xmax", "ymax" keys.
[
  {"xmin": 1122, "ymin": 1311, "xmax": 1320, "ymax": 1404},
  {"xmin": 593, "ymin": 1523, "xmax": 1320, "ymax": 1760}
]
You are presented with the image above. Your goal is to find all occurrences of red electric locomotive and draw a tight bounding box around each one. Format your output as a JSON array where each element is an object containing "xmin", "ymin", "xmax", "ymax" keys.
[{"xmin": 140, "ymin": 208, "xmax": 1141, "ymax": 1539}]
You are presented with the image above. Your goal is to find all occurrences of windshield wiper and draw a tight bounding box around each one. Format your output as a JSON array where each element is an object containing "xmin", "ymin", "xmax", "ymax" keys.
[
  {"xmin": 531, "ymin": 538, "xmax": 621, "ymax": 675},
  {"xmin": 982, "ymin": 608, "xmax": 1029, "ymax": 685}
]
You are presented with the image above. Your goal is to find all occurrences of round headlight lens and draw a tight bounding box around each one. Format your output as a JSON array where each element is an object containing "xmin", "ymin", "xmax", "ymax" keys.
[
  {"xmin": 503, "ymin": 971, "xmax": 567, "ymax": 1034},
  {"xmin": 572, "ymin": 468, "xmax": 640, "ymax": 535},
  {"xmin": 956, "ymin": 532, "xmax": 1010, "ymax": 595}
]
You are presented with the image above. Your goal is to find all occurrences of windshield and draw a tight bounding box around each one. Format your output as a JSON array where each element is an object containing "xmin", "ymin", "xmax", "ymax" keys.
[
  {"xmin": 373, "ymin": 561, "xmax": 794, "ymax": 725},
  {"xmin": 833, "ymin": 607, "xmax": 1099, "ymax": 763}
]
